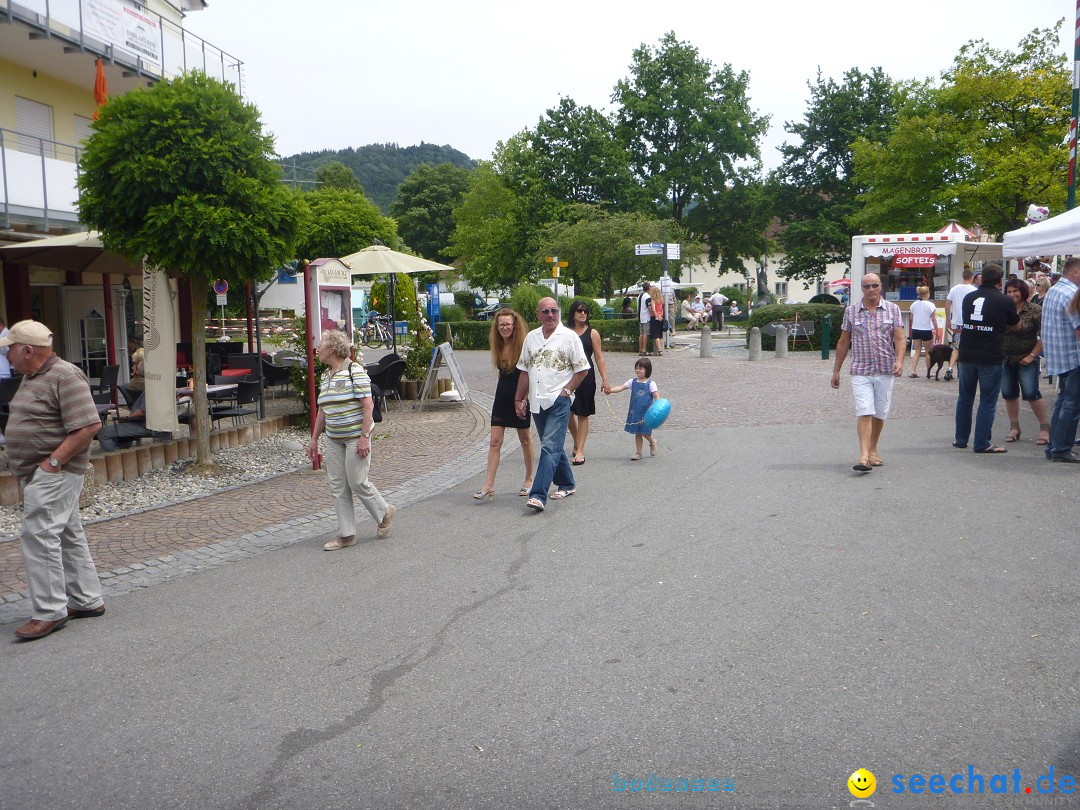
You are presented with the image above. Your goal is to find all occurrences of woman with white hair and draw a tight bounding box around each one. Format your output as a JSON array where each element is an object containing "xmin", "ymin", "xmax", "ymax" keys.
[{"xmin": 307, "ymin": 329, "xmax": 396, "ymax": 550}]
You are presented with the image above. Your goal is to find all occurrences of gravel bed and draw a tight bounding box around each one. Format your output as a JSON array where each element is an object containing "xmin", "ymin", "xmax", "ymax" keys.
[{"xmin": 0, "ymin": 429, "xmax": 311, "ymax": 540}]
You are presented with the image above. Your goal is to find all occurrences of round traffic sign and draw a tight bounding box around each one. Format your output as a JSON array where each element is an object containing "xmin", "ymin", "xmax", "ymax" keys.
[{"xmin": 213, "ymin": 279, "xmax": 229, "ymax": 294}]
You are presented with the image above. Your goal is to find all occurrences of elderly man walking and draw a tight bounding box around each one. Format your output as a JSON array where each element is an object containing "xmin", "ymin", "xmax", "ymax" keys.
[
  {"xmin": 515, "ymin": 298, "xmax": 590, "ymax": 511},
  {"xmin": 1, "ymin": 321, "xmax": 105, "ymax": 640},
  {"xmin": 1041, "ymin": 256, "xmax": 1080, "ymax": 463},
  {"xmin": 830, "ymin": 273, "xmax": 905, "ymax": 472}
]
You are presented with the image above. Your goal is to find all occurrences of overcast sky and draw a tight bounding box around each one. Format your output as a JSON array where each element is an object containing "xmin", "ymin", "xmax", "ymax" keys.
[{"xmin": 185, "ymin": 0, "xmax": 1072, "ymax": 172}]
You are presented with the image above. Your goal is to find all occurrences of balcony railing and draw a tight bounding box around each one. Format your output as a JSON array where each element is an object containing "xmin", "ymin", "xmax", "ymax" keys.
[
  {"xmin": 1, "ymin": 0, "xmax": 243, "ymax": 91},
  {"xmin": 0, "ymin": 127, "xmax": 81, "ymax": 231}
]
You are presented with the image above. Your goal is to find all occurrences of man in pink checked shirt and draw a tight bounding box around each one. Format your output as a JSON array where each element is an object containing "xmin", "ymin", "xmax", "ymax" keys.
[{"xmin": 830, "ymin": 272, "xmax": 906, "ymax": 473}]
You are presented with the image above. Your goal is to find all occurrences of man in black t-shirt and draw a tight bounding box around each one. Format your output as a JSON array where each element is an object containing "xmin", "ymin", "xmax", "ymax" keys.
[{"xmin": 954, "ymin": 263, "xmax": 1020, "ymax": 453}]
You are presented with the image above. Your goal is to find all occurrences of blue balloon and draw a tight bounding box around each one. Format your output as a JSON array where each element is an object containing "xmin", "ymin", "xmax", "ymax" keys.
[{"xmin": 644, "ymin": 398, "xmax": 671, "ymax": 430}]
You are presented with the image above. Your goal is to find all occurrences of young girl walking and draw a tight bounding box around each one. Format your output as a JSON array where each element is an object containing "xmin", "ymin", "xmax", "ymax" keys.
[{"xmin": 607, "ymin": 357, "xmax": 659, "ymax": 460}]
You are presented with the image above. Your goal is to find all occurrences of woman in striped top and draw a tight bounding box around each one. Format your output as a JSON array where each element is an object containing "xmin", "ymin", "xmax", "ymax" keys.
[{"xmin": 307, "ymin": 329, "xmax": 396, "ymax": 551}]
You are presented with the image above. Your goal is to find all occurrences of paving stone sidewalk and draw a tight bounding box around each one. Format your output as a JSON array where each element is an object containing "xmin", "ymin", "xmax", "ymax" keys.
[{"xmin": 0, "ymin": 394, "xmax": 494, "ymax": 624}]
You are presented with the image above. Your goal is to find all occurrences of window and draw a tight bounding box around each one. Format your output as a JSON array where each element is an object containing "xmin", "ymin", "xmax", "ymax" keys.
[
  {"xmin": 734, "ymin": 282, "xmax": 747, "ymax": 292},
  {"xmin": 80, "ymin": 310, "xmax": 108, "ymax": 379},
  {"xmin": 15, "ymin": 97, "xmax": 54, "ymax": 157},
  {"xmin": 74, "ymin": 114, "xmax": 94, "ymax": 147},
  {"xmin": 774, "ymin": 281, "xmax": 788, "ymax": 297},
  {"xmin": 816, "ymin": 280, "xmax": 826, "ymax": 295}
]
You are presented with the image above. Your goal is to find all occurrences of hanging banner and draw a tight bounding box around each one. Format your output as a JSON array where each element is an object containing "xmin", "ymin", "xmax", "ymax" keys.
[
  {"xmin": 142, "ymin": 262, "xmax": 180, "ymax": 433},
  {"xmin": 82, "ymin": 0, "xmax": 162, "ymax": 66}
]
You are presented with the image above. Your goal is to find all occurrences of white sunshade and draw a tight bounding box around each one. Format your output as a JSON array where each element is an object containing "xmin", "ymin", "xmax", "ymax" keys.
[{"xmin": 1002, "ymin": 206, "xmax": 1080, "ymax": 257}]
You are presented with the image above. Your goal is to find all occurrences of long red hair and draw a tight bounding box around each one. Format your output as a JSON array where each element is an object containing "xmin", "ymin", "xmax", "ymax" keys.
[{"xmin": 488, "ymin": 309, "xmax": 527, "ymax": 373}]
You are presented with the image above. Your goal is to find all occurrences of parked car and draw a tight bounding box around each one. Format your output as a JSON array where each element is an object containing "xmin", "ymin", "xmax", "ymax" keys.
[{"xmin": 474, "ymin": 301, "xmax": 504, "ymax": 320}]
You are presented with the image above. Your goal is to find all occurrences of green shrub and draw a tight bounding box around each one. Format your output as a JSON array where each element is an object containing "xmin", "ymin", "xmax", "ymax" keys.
[
  {"xmin": 434, "ymin": 321, "xmax": 490, "ymax": 349},
  {"xmin": 509, "ymin": 283, "xmax": 551, "ymax": 321},
  {"xmin": 370, "ymin": 273, "xmax": 419, "ymax": 322},
  {"xmin": 453, "ymin": 290, "xmax": 477, "ymax": 311},
  {"xmin": 439, "ymin": 304, "xmax": 466, "ymax": 322},
  {"xmin": 746, "ymin": 303, "xmax": 845, "ymax": 351},
  {"xmin": 591, "ymin": 318, "xmax": 639, "ymax": 352},
  {"xmin": 404, "ymin": 341, "xmax": 435, "ymax": 381}
]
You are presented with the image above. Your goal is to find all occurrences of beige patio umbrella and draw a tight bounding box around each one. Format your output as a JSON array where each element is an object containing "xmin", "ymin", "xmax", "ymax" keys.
[
  {"xmin": 338, "ymin": 244, "xmax": 453, "ymax": 275},
  {"xmin": 337, "ymin": 245, "xmax": 453, "ymax": 354}
]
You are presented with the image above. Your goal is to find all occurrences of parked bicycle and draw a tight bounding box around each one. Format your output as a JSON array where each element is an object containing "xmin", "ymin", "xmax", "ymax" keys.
[{"xmin": 361, "ymin": 311, "xmax": 393, "ymax": 348}]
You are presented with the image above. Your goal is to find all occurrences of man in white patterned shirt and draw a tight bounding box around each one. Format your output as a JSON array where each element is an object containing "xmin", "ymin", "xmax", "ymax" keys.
[{"xmin": 515, "ymin": 298, "xmax": 590, "ymax": 511}]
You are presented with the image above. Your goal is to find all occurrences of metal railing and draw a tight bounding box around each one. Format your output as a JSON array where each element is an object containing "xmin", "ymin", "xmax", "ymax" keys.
[
  {"xmin": 1, "ymin": 0, "xmax": 244, "ymax": 91},
  {"xmin": 0, "ymin": 126, "xmax": 82, "ymax": 230}
]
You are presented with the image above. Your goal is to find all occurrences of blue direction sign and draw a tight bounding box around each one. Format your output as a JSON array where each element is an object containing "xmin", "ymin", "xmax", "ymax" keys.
[{"xmin": 635, "ymin": 244, "xmax": 663, "ymax": 256}]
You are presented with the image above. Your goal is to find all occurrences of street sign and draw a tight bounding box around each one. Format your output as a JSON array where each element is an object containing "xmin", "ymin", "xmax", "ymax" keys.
[
  {"xmin": 213, "ymin": 279, "xmax": 229, "ymax": 294},
  {"xmin": 545, "ymin": 255, "xmax": 568, "ymax": 277},
  {"xmin": 667, "ymin": 243, "xmax": 681, "ymax": 260},
  {"xmin": 216, "ymin": 293, "xmax": 228, "ymax": 306},
  {"xmin": 538, "ymin": 278, "xmax": 556, "ymax": 291},
  {"xmin": 635, "ymin": 244, "xmax": 663, "ymax": 256}
]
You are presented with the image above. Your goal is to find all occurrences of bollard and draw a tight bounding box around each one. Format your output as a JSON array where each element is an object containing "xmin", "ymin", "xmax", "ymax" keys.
[
  {"xmin": 776, "ymin": 326, "xmax": 788, "ymax": 357},
  {"xmin": 748, "ymin": 327, "xmax": 761, "ymax": 360},
  {"xmin": 699, "ymin": 325, "xmax": 712, "ymax": 358},
  {"xmin": 821, "ymin": 314, "xmax": 832, "ymax": 360}
]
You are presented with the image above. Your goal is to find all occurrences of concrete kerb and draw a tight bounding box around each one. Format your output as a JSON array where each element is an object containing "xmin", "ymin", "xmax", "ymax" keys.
[{"xmin": 0, "ymin": 393, "xmax": 499, "ymax": 627}]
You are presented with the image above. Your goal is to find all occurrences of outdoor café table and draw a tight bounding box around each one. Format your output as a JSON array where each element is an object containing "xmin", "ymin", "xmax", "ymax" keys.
[
  {"xmin": 174, "ymin": 383, "xmax": 237, "ymax": 429},
  {"xmin": 175, "ymin": 383, "xmax": 237, "ymax": 397}
]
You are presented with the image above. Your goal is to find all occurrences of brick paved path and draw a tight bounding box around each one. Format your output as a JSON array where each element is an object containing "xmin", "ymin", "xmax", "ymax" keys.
[{"xmin": 0, "ymin": 340, "xmax": 1031, "ymax": 624}]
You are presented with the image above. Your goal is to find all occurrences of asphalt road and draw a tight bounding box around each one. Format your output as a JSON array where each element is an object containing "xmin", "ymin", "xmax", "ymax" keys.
[{"xmin": 2, "ymin": 347, "xmax": 1078, "ymax": 809}]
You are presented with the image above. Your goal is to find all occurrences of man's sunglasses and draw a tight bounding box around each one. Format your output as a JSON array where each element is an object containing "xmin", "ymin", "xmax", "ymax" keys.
[{"xmin": 539, "ymin": 308, "xmax": 559, "ymax": 315}]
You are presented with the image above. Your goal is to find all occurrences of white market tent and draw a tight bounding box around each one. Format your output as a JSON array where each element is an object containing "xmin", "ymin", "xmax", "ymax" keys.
[{"xmin": 1001, "ymin": 206, "xmax": 1080, "ymax": 257}]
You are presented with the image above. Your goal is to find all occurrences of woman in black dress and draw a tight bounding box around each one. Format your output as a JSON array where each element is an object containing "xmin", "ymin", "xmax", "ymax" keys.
[
  {"xmin": 474, "ymin": 309, "xmax": 535, "ymax": 500},
  {"xmin": 566, "ymin": 300, "xmax": 610, "ymax": 466}
]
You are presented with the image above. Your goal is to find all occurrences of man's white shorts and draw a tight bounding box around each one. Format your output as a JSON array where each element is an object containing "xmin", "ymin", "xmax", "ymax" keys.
[{"xmin": 851, "ymin": 374, "xmax": 894, "ymax": 419}]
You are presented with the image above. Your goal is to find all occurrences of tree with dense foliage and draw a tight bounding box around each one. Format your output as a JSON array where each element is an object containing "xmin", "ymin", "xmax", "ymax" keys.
[
  {"xmin": 77, "ymin": 71, "xmax": 306, "ymax": 468},
  {"xmin": 390, "ymin": 162, "xmax": 471, "ymax": 265},
  {"xmin": 315, "ymin": 160, "xmax": 364, "ymax": 193},
  {"xmin": 537, "ymin": 205, "xmax": 700, "ymax": 297},
  {"xmin": 851, "ymin": 25, "xmax": 1069, "ymax": 235},
  {"xmin": 685, "ymin": 175, "xmax": 773, "ymax": 277},
  {"xmin": 612, "ymin": 32, "xmax": 768, "ymax": 222},
  {"xmin": 528, "ymin": 97, "xmax": 639, "ymax": 209},
  {"xmin": 295, "ymin": 187, "xmax": 399, "ymax": 261},
  {"xmin": 445, "ymin": 132, "xmax": 560, "ymax": 294},
  {"xmin": 771, "ymin": 67, "xmax": 898, "ymax": 282},
  {"xmin": 283, "ymin": 142, "xmax": 475, "ymax": 212}
]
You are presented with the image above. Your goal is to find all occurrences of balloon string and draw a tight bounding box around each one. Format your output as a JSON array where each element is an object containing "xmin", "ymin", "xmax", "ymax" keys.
[{"xmin": 604, "ymin": 394, "xmax": 644, "ymax": 427}]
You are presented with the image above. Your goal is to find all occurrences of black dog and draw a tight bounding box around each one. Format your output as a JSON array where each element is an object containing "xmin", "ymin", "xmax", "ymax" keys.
[{"xmin": 927, "ymin": 344, "xmax": 951, "ymax": 380}]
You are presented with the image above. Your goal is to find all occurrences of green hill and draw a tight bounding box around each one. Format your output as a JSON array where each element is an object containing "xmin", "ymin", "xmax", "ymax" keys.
[{"xmin": 279, "ymin": 142, "xmax": 476, "ymax": 213}]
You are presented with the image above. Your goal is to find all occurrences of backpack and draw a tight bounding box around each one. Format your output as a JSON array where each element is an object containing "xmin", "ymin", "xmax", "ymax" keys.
[{"xmin": 347, "ymin": 362, "xmax": 383, "ymax": 423}]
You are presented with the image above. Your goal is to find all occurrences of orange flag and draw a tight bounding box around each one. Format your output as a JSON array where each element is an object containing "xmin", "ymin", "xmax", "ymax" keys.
[{"xmin": 93, "ymin": 58, "xmax": 108, "ymax": 119}]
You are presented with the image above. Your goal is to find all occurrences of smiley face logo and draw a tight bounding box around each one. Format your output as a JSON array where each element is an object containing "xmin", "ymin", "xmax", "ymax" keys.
[{"xmin": 848, "ymin": 768, "xmax": 876, "ymax": 798}]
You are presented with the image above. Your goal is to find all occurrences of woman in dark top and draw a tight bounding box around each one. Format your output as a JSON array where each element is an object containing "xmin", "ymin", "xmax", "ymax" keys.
[
  {"xmin": 1001, "ymin": 278, "xmax": 1049, "ymax": 445},
  {"xmin": 474, "ymin": 309, "xmax": 534, "ymax": 500},
  {"xmin": 566, "ymin": 300, "xmax": 610, "ymax": 466}
]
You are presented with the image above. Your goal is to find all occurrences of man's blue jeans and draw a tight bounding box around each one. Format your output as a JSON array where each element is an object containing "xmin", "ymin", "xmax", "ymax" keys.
[
  {"xmin": 955, "ymin": 362, "xmax": 1003, "ymax": 451},
  {"xmin": 528, "ymin": 395, "xmax": 574, "ymax": 505},
  {"xmin": 1047, "ymin": 366, "xmax": 1080, "ymax": 458}
]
